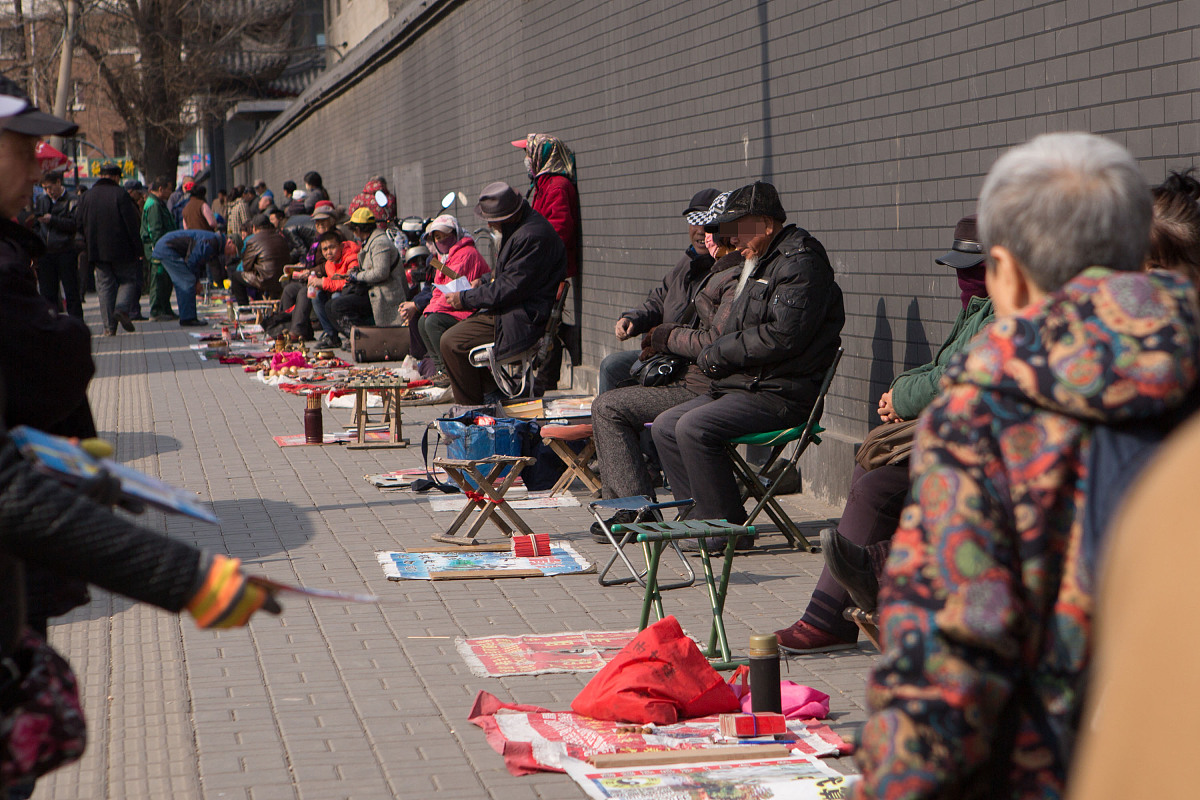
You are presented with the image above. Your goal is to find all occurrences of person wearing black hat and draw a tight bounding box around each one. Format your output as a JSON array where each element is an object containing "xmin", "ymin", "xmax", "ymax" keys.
[
  {"xmin": 650, "ymin": 180, "xmax": 845, "ymax": 534},
  {"xmin": 772, "ymin": 215, "xmax": 994, "ymax": 654},
  {"xmin": 75, "ymin": 161, "xmax": 143, "ymax": 335},
  {"xmin": 440, "ymin": 181, "xmax": 567, "ymax": 404},
  {"xmin": 597, "ymin": 187, "xmax": 721, "ymax": 394}
]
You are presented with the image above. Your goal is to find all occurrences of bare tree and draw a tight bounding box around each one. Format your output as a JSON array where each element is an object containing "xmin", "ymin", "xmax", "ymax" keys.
[{"xmin": 74, "ymin": 0, "xmax": 296, "ymax": 178}]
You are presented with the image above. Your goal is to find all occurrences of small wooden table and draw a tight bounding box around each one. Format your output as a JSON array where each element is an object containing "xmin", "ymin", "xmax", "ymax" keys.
[
  {"xmin": 345, "ymin": 377, "xmax": 409, "ymax": 449},
  {"xmin": 431, "ymin": 455, "xmax": 536, "ymax": 544}
]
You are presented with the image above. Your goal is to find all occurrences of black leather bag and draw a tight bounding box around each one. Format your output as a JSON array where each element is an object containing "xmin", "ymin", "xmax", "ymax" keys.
[{"xmin": 629, "ymin": 353, "xmax": 689, "ymax": 387}]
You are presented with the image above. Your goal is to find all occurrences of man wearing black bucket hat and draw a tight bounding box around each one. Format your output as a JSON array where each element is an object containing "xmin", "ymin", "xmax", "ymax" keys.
[
  {"xmin": 440, "ymin": 181, "xmax": 566, "ymax": 404},
  {"xmin": 651, "ymin": 180, "xmax": 845, "ymax": 534}
]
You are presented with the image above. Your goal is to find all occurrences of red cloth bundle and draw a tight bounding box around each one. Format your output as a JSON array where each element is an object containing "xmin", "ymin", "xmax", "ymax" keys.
[{"xmin": 571, "ymin": 616, "xmax": 739, "ymax": 724}]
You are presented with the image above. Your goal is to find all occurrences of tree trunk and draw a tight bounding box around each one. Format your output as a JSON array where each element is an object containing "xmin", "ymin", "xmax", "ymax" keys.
[
  {"xmin": 140, "ymin": 127, "xmax": 180, "ymax": 183},
  {"xmin": 11, "ymin": 0, "xmax": 30, "ymax": 91}
]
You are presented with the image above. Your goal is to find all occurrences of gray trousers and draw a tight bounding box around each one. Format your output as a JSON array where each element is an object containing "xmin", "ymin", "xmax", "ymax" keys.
[
  {"xmin": 92, "ymin": 260, "xmax": 140, "ymax": 333},
  {"xmin": 591, "ymin": 383, "xmax": 699, "ymax": 500}
]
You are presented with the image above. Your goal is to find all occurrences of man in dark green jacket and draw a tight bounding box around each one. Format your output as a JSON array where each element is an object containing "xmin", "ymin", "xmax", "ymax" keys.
[
  {"xmin": 140, "ymin": 175, "xmax": 178, "ymax": 321},
  {"xmin": 776, "ymin": 215, "xmax": 994, "ymax": 653}
]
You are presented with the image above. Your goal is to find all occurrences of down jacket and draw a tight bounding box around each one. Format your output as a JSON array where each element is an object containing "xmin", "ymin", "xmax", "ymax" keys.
[
  {"xmin": 460, "ymin": 202, "xmax": 566, "ymax": 359},
  {"xmin": 622, "ymin": 245, "xmax": 716, "ymax": 335},
  {"xmin": 852, "ymin": 268, "xmax": 1200, "ymax": 800},
  {"xmin": 695, "ymin": 225, "xmax": 844, "ymax": 407},
  {"xmin": 890, "ymin": 295, "xmax": 994, "ymax": 420},
  {"xmin": 350, "ymin": 228, "xmax": 404, "ymax": 326}
]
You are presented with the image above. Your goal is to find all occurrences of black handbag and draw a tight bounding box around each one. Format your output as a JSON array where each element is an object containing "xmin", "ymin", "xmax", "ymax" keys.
[{"xmin": 629, "ymin": 353, "xmax": 689, "ymax": 386}]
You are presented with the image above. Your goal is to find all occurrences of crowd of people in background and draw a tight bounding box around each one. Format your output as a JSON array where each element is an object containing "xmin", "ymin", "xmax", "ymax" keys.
[{"xmin": 6, "ymin": 61, "xmax": 1200, "ymax": 800}]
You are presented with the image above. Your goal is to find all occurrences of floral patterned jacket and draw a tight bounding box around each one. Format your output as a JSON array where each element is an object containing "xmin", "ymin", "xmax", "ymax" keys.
[{"xmin": 852, "ymin": 267, "xmax": 1200, "ymax": 800}]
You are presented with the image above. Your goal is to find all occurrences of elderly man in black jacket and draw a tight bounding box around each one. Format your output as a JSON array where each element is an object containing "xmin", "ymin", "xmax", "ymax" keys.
[
  {"xmin": 652, "ymin": 181, "xmax": 844, "ymax": 529},
  {"xmin": 76, "ymin": 161, "xmax": 143, "ymax": 335},
  {"xmin": 442, "ymin": 181, "xmax": 567, "ymax": 404}
]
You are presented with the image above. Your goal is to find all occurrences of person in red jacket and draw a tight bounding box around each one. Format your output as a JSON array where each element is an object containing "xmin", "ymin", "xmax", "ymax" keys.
[
  {"xmin": 306, "ymin": 230, "xmax": 360, "ymax": 348},
  {"xmin": 513, "ymin": 133, "xmax": 580, "ymax": 391}
]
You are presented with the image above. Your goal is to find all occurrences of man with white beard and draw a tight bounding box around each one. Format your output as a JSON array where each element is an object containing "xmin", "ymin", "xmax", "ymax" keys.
[{"xmin": 651, "ymin": 181, "xmax": 844, "ymax": 538}]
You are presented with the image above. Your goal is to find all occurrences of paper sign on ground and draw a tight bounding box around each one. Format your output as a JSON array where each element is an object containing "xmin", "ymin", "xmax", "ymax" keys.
[{"xmin": 564, "ymin": 756, "xmax": 856, "ymax": 800}]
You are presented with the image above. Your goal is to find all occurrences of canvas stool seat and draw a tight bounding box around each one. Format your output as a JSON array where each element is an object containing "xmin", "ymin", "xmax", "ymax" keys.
[
  {"xmin": 613, "ymin": 518, "xmax": 757, "ymax": 670},
  {"xmin": 722, "ymin": 348, "xmax": 843, "ymax": 552},
  {"xmin": 540, "ymin": 423, "xmax": 602, "ymax": 497},
  {"xmin": 588, "ymin": 496, "xmax": 695, "ymax": 589}
]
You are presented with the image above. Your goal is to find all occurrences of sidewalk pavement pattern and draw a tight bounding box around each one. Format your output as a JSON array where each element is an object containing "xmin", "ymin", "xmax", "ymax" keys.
[{"xmin": 36, "ymin": 301, "xmax": 878, "ymax": 800}]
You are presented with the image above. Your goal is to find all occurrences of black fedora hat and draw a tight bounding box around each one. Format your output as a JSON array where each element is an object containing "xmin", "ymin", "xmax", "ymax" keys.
[{"xmin": 935, "ymin": 215, "xmax": 986, "ymax": 269}]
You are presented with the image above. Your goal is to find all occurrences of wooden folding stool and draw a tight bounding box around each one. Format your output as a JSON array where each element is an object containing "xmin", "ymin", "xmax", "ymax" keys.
[
  {"xmin": 431, "ymin": 455, "xmax": 536, "ymax": 544},
  {"xmin": 541, "ymin": 423, "xmax": 602, "ymax": 497}
]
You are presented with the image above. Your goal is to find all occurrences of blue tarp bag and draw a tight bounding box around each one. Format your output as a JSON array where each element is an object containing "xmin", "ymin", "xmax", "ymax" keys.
[{"xmin": 435, "ymin": 415, "xmax": 531, "ymax": 489}]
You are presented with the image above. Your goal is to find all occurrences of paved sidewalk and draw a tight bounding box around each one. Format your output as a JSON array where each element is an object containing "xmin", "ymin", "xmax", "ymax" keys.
[{"xmin": 36, "ymin": 303, "xmax": 878, "ymax": 800}]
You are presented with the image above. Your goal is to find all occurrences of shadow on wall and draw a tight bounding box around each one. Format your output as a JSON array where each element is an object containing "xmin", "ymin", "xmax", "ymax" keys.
[
  {"xmin": 868, "ymin": 298, "xmax": 894, "ymax": 426},
  {"xmin": 903, "ymin": 298, "xmax": 932, "ymax": 372}
]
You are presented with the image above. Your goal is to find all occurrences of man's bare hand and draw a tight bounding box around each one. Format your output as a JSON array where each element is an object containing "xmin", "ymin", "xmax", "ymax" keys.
[
  {"xmin": 447, "ymin": 292, "xmax": 465, "ymax": 311},
  {"xmin": 614, "ymin": 318, "xmax": 635, "ymax": 340},
  {"xmin": 399, "ymin": 301, "xmax": 418, "ymax": 322}
]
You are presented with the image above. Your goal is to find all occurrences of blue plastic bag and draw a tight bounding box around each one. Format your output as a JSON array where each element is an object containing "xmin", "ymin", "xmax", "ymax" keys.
[{"xmin": 436, "ymin": 416, "xmax": 531, "ymax": 488}]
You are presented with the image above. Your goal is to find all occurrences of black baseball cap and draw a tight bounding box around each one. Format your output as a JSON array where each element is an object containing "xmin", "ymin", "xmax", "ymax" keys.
[
  {"xmin": 0, "ymin": 75, "xmax": 78, "ymax": 137},
  {"xmin": 683, "ymin": 188, "xmax": 721, "ymax": 216},
  {"xmin": 711, "ymin": 181, "xmax": 787, "ymax": 226}
]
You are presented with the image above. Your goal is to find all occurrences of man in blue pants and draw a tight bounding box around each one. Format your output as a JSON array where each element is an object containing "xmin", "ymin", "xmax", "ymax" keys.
[{"xmin": 152, "ymin": 229, "xmax": 224, "ymax": 326}]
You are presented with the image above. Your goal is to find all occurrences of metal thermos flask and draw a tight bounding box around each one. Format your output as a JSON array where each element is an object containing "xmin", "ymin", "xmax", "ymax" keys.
[
  {"xmin": 748, "ymin": 633, "xmax": 782, "ymax": 713},
  {"xmin": 304, "ymin": 393, "xmax": 323, "ymax": 444}
]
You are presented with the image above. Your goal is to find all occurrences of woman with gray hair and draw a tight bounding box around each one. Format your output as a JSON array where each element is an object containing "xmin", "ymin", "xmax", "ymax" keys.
[{"xmin": 851, "ymin": 132, "xmax": 1200, "ymax": 800}]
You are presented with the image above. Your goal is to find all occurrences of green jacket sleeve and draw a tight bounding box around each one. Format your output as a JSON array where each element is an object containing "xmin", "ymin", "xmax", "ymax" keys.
[{"xmin": 890, "ymin": 298, "xmax": 994, "ymax": 420}]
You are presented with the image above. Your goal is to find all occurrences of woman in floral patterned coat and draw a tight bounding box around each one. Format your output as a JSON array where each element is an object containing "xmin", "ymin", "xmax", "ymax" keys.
[{"xmin": 852, "ymin": 133, "xmax": 1200, "ymax": 799}]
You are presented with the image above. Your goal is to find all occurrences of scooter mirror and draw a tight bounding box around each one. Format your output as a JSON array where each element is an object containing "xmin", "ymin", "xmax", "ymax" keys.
[
  {"xmin": 457, "ymin": 191, "xmax": 469, "ymax": 207},
  {"xmin": 374, "ymin": 190, "xmax": 390, "ymax": 207},
  {"xmin": 440, "ymin": 191, "xmax": 456, "ymax": 210}
]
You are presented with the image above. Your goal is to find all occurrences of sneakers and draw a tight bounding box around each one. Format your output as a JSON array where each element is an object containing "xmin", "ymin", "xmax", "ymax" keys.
[
  {"xmin": 431, "ymin": 371, "xmax": 452, "ymax": 388},
  {"xmin": 150, "ymin": 313, "xmax": 178, "ymax": 322},
  {"xmin": 316, "ymin": 333, "xmax": 341, "ymax": 349},
  {"xmin": 774, "ymin": 620, "xmax": 857, "ymax": 654},
  {"xmin": 113, "ymin": 310, "xmax": 135, "ymax": 332},
  {"xmin": 590, "ymin": 509, "xmax": 638, "ymax": 543},
  {"xmin": 179, "ymin": 318, "xmax": 207, "ymax": 327},
  {"xmin": 820, "ymin": 528, "xmax": 881, "ymax": 612}
]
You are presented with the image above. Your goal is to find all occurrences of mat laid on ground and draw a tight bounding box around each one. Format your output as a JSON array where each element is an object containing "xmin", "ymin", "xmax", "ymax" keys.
[
  {"xmin": 456, "ymin": 630, "xmax": 642, "ymax": 677},
  {"xmin": 377, "ymin": 544, "xmax": 593, "ymax": 581},
  {"xmin": 366, "ymin": 467, "xmax": 450, "ymax": 490},
  {"xmin": 467, "ymin": 691, "xmax": 851, "ymax": 776},
  {"xmin": 428, "ymin": 490, "xmax": 579, "ymax": 512},
  {"xmin": 565, "ymin": 755, "xmax": 854, "ymax": 800},
  {"xmin": 274, "ymin": 431, "xmax": 393, "ymax": 447}
]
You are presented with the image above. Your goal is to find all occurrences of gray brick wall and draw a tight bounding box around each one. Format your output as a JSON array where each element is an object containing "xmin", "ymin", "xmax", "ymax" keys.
[{"xmin": 237, "ymin": 0, "xmax": 1200, "ymax": 505}]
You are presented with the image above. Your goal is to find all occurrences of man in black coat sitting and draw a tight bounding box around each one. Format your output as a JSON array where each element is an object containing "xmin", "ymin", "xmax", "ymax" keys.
[
  {"xmin": 652, "ymin": 181, "xmax": 844, "ymax": 532},
  {"xmin": 441, "ymin": 181, "xmax": 567, "ymax": 404}
]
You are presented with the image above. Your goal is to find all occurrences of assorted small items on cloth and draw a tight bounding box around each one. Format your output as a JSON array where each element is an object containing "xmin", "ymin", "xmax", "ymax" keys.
[
  {"xmin": 565, "ymin": 755, "xmax": 856, "ymax": 800},
  {"xmin": 468, "ymin": 692, "xmax": 850, "ymax": 776}
]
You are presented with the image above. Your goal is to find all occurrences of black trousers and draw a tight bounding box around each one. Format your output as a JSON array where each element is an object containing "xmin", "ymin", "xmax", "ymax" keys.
[
  {"xmin": 652, "ymin": 391, "xmax": 808, "ymax": 523},
  {"xmin": 37, "ymin": 250, "xmax": 83, "ymax": 319},
  {"xmin": 800, "ymin": 462, "xmax": 909, "ymax": 639},
  {"xmin": 327, "ymin": 291, "xmax": 374, "ymax": 336}
]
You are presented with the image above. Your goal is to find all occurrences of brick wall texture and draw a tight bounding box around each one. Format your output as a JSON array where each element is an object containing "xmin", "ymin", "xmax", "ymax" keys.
[{"xmin": 238, "ymin": 0, "xmax": 1200, "ymax": 504}]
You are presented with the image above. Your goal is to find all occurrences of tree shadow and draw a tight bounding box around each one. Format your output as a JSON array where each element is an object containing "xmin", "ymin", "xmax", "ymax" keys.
[
  {"xmin": 867, "ymin": 299, "xmax": 894, "ymax": 425},
  {"xmin": 903, "ymin": 298, "xmax": 933, "ymax": 371}
]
